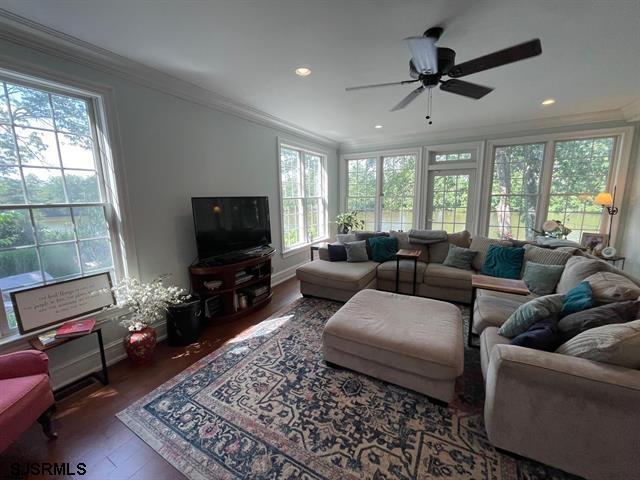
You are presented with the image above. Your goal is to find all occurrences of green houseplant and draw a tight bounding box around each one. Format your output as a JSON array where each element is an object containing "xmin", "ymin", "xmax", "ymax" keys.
[{"xmin": 335, "ymin": 211, "xmax": 365, "ymax": 234}]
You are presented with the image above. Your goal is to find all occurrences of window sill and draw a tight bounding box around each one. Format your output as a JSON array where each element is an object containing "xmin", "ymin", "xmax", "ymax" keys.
[{"xmin": 281, "ymin": 238, "xmax": 330, "ymax": 259}]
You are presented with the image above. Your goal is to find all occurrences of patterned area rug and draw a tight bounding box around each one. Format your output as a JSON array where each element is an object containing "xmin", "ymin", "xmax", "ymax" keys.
[{"xmin": 117, "ymin": 297, "xmax": 579, "ymax": 480}]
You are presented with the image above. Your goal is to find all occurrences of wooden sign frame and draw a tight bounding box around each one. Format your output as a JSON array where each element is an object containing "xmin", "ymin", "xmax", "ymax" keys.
[{"xmin": 11, "ymin": 272, "xmax": 116, "ymax": 335}]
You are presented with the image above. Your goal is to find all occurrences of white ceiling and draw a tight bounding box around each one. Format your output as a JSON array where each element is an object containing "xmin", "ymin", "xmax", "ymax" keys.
[{"xmin": 1, "ymin": 0, "xmax": 639, "ymax": 144}]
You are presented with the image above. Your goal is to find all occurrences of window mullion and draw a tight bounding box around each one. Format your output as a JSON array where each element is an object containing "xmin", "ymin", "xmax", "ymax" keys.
[{"xmin": 299, "ymin": 150, "xmax": 308, "ymax": 245}]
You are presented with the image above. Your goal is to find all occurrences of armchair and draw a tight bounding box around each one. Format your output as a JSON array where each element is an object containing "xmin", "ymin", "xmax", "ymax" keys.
[{"xmin": 0, "ymin": 350, "xmax": 57, "ymax": 453}]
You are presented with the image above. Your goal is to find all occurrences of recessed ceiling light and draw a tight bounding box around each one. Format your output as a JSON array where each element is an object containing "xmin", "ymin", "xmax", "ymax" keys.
[
  {"xmin": 295, "ymin": 67, "xmax": 311, "ymax": 77},
  {"xmin": 374, "ymin": 125, "xmax": 383, "ymax": 129},
  {"xmin": 541, "ymin": 98, "xmax": 556, "ymax": 105}
]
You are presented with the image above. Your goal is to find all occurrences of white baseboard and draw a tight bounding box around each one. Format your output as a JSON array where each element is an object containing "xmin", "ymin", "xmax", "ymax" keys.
[{"xmin": 272, "ymin": 261, "xmax": 305, "ymax": 286}]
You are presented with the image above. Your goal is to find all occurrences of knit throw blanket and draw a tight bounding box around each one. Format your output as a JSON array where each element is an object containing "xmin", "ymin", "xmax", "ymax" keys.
[{"xmin": 408, "ymin": 229, "xmax": 448, "ymax": 244}]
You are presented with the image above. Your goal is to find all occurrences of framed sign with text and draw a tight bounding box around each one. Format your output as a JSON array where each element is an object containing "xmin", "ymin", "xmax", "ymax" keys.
[{"xmin": 11, "ymin": 272, "xmax": 116, "ymax": 334}]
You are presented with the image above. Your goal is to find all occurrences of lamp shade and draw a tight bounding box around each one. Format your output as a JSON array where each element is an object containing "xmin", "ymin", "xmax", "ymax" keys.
[{"xmin": 594, "ymin": 192, "xmax": 614, "ymax": 207}]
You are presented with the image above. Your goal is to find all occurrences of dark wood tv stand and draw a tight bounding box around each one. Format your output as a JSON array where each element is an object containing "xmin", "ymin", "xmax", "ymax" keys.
[{"xmin": 189, "ymin": 251, "xmax": 274, "ymax": 322}]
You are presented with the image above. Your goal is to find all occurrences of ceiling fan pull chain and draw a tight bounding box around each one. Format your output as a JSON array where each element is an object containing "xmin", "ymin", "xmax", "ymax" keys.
[{"xmin": 425, "ymin": 88, "xmax": 433, "ymax": 125}]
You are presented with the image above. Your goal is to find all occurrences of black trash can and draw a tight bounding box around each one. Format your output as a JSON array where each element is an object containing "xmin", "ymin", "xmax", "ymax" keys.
[{"xmin": 166, "ymin": 298, "xmax": 203, "ymax": 346}]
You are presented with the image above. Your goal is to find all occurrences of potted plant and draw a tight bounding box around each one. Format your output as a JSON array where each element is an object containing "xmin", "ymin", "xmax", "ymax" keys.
[
  {"xmin": 335, "ymin": 211, "xmax": 365, "ymax": 234},
  {"xmin": 104, "ymin": 276, "xmax": 188, "ymax": 364}
]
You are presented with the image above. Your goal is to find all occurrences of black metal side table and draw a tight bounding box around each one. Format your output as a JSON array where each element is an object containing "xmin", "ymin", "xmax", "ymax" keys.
[{"xmin": 395, "ymin": 249, "xmax": 422, "ymax": 295}]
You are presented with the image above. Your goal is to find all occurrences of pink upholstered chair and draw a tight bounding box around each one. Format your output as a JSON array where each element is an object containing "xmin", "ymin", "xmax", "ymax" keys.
[{"xmin": 0, "ymin": 350, "xmax": 57, "ymax": 453}]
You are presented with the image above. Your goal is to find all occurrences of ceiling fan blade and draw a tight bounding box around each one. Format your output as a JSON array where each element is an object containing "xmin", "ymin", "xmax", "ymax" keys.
[
  {"xmin": 440, "ymin": 79, "xmax": 493, "ymax": 99},
  {"xmin": 390, "ymin": 86, "xmax": 425, "ymax": 111},
  {"xmin": 345, "ymin": 79, "xmax": 419, "ymax": 91},
  {"xmin": 405, "ymin": 36, "xmax": 438, "ymax": 74},
  {"xmin": 448, "ymin": 39, "xmax": 542, "ymax": 78}
]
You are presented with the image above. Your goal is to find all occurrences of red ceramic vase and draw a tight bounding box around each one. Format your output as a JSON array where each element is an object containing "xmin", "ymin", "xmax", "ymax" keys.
[{"xmin": 123, "ymin": 327, "xmax": 157, "ymax": 364}]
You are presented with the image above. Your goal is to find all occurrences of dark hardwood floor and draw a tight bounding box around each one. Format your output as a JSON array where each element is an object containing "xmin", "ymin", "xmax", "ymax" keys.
[{"xmin": 0, "ymin": 278, "xmax": 302, "ymax": 480}]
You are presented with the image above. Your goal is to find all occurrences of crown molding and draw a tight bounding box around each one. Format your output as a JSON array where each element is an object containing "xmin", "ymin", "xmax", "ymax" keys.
[
  {"xmin": 339, "ymin": 108, "xmax": 627, "ymax": 152},
  {"xmin": 622, "ymin": 98, "xmax": 640, "ymax": 122},
  {"xmin": 0, "ymin": 9, "xmax": 339, "ymax": 149}
]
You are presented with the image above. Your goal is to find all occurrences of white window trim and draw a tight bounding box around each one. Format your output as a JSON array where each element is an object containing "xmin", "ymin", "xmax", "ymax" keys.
[
  {"xmin": 0, "ymin": 65, "xmax": 133, "ymax": 340},
  {"xmin": 340, "ymin": 148, "xmax": 421, "ymax": 232},
  {"xmin": 277, "ymin": 138, "xmax": 329, "ymax": 257},
  {"xmin": 480, "ymin": 126, "xmax": 635, "ymax": 246}
]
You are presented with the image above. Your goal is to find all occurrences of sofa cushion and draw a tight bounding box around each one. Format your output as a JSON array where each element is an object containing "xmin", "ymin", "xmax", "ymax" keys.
[
  {"xmin": 557, "ymin": 300, "xmax": 640, "ymax": 342},
  {"xmin": 480, "ymin": 327, "xmax": 511, "ymax": 378},
  {"xmin": 584, "ymin": 272, "xmax": 640, "ymax": 304},
  {"xmin": 296, "ymin": 259, "xmax": 378, "ymax": 291},
  {"xmin": 556, "ymin": 319, "xmax": 640, "ymax": 368},
  {"xmin": 369, "ymin": 236, "xmax": 398, "ymax": 263},
  {"xmin": 498, "ymin": 294, "xmax": 565, "ymax": 338},
  {"xmin": 344, "ymin": 240, "xmax": 369, "ymax": 262},
  {"xmin": 560, "ymin": 281, "xmax": 594, "ymax": 317},
  {"xmin": 428, "ymin": 230, "xmax": 471, "ymax": 263},
  {"xmin": 377, "ymin": 260, "xmax": 427, "ymax": 283},
  {"xmin": 522, "ymin": 262, "xmax": 565, "ymax": 295},
  {"xmin": 336, "ymin": 233, "xmax": 357, "ymax": 243},
  {"xmin": 469, "ymin": 236, "xmax": 513, "ymax": 271},
  {"xmin": 424, "ymin": 263, "xmax": 473, "ymax": 290},
  {"xmin": 555, "ymin": 255, "xmax": 640, "ymax": 294},
  {"xmin": 390, "ymin": 231, "xmax": 428, "ymax": 262},
  {"xmin": 481, "ymin": 244, "xmax": 525, "ymax": 279},
  {"xmin": 472, "ymin": 290, "xmax": 533, "ymax": 334}
]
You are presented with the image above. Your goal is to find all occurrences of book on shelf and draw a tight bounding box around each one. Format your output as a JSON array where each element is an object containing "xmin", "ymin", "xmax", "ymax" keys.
[
  {"xmin": 251, "ymin": 292, "xmax": 270, "ymax": 304},
  {"xmin": 37, "ymin": 330, "xmax": 58, "ymax": 346},
  {"xmin": 55, "ymin": 318, "xmax": 96, "ymax": 339}
]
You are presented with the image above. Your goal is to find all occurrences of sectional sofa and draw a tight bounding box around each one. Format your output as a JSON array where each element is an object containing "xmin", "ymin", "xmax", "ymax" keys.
[{"xmin": 296, "ymin": 230, "xmax": 640, "ymax": 479}]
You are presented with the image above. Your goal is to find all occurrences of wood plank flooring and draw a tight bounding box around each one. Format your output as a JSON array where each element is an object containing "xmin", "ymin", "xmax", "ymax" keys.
[{"xmin": 0, "ymin": 278, "xmax": 302, "ymax": 480}]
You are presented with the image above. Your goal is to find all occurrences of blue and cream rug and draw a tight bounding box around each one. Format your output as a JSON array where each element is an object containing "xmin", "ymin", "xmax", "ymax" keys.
[{"xmin": 117, "ymin": 297, "xmax": 578, "ymax": 479}]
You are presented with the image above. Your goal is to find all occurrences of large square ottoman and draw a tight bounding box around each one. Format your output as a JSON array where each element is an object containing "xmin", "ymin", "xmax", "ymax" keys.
[{"xmin": 322, "ymin": 289, "xmax": 464, "ymax": 403}]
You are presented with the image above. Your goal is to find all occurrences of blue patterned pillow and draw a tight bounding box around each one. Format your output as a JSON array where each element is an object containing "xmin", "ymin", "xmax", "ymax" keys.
[{"xmin": 481, "ymin": 244, "xmax": 525, "ymax": 279}]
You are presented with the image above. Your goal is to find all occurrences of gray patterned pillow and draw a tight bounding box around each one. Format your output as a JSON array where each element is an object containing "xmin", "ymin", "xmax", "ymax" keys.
[
  {"xmin": 523, "ymin": 244, "xmax": 573, "ymax": 269},
  {"xmin": 443, "ymin": 244, "xmax": 477, "ymax": 270},
  {"xmin": 556, "ymin": 319, "xmax": 640, "ymax": 368}
]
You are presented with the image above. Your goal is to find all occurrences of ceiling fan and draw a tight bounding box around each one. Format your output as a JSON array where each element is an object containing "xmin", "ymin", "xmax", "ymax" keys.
[{"xmin": 345, "ymin": 27, "xmax": 542, "ymax": 124}]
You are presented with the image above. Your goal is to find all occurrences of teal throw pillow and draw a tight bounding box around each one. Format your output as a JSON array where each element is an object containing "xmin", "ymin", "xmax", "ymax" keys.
[
  {"xmin": 523, "ymin": 262, "xmax": 565, "ymax": 295},
  {"xmin": 368, "ymin": 236, "xmax": 398, "ymax": 263},
  {"xmin": 443, "ymin": 244, "xmax": 477, "ymax": 270},
  {"xmin": 498, "ymin": 294, "xmax": 565, "ymax": 338},
  {"xmin": 481, "ymin": 244, "xmax": 525, "ymax": 279},
  {"xmin": 560, "ymin": 281, "xmax": 594, "ymax": 318},
  {"xmin": 344, "ymin": 240, "xmax": 369, "ymax": 263}
]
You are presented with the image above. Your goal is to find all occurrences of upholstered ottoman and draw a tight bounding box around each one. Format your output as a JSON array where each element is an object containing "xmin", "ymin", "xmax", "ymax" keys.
[{"xmin": 322, "ymin": 289, "xmax": 464, "ymax": 403}]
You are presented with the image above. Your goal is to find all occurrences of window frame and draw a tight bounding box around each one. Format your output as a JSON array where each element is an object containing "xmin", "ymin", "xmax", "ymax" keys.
[
  {"xmin": 0, "ymin": 68, "xmax": 129, "ymax": 339},
  {"xmin": 277, "ymin": 139, "xmax": 328, "ymax": 256},
  {"xmin": 481, "ymin": 127, "xmax": 634, "ymax": 244},
  {"xmin": 341, "ymin": 148, "xmax": 421, "ymax": 232}
]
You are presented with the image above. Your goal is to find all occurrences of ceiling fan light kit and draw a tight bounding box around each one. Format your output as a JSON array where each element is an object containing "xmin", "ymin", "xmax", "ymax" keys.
[{"xmin": 346, "ymin": 27, "xmax": 542, "ymax": 126}]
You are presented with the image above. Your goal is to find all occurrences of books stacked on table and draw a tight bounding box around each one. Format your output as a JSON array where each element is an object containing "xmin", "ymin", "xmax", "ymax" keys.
[
  {"xmin": 54, "ymin": 318, "xmax": 97, "ymax": 339},
  {"xmin": 248, "ymin": 285, "xmax": 270, "ymax": 304},
  {"xmin": 235, "ymin": 270, "xmax": 254, "ymax": 285},
  {"xmin": 37, "ymin": 330, "xmax": 58, "ymax": 346},
  {"xmin": 204, "ymin": 295, "xmax": 223, "ymax": 318}
]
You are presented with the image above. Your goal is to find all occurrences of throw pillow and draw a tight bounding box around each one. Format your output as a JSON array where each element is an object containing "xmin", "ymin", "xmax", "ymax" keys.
[
  {"xmin": 498, "ymin": 294, "xmax": 565, "ymax": 338},
  {"xmin": 327, "ymin": 242, "xmax": 347, "ymax": 262},
  {"xmin": 560, "ymin": 281, "xmax": 593, "ymax": 318},
  {"xmin": 511, "ymin": 318, "xmax": 559, "ymax": 351},
  {"xmin": 336, "ymin": 233, "xmax": 357, "ymax": 244},
  {"xmin": 368, "ymin": 236, "xmax": 399, "ymax": 263},
  {"xmin": 355, "ymin": 231, "xmax": 389, "ymax": 259},
  {"xmin": 555, "ymin": 256, "xmax": 628, "ymax": 294},
  {"xmin": 522, "ymin": 244, "xmax": 573, "ymax": 271},
  {"xmin": 469, "ymin": 236, "xmax": 513, "ymax": 271},
  {"xmin": 442, "ymin": 244, "xmax": 477, "ymax": 270},
  {"xmin": 429, "ymin": 230, "xmax": 471, "ymax": 263},
  {"xmin": 522, "ymin": 262, "xmax": 565, "ymax": 295},
  {"xmin": 344, "ymin": 240, "xmax": 368, "ymax": 263},
  {"xmin": 556, "ymin": 319, "xmax": 640, "ymax": 369},
  {"xmin": 584, "ymin": 272, "xmax": 640, "ymax": 304},
  {"xmin": 557, "ymin": 300, "xmax": 640, "ymax": 342},
  {"xmin": 481, "ymin": 244, "xmax": 525, "ymax": 279}
]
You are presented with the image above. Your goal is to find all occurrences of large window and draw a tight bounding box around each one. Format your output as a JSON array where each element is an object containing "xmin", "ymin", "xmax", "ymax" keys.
[
  {"xmin": 345, "ymin": 152, "xmax": 417, "ymax": 232},
  {"xmin": 279, "ymin": 143, "xmax": 327, "ymax": 252},
  {"xmin": 0, "ymin": 75, "xmax": 121, "ymax": 337},
  {"xmin": 487, "ymin": 136, "xmax": 616, "ymax": 241}
]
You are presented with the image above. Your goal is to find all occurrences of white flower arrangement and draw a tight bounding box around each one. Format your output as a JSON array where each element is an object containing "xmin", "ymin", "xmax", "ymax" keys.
[{"xmin": 103, "ymin": 275, "xmax": 189, "ymax": 332}]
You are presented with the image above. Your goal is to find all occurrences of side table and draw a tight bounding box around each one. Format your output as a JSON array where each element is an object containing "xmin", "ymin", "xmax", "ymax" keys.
[
  {"xmin": 468, "ymin": 275, "xmax": 530, "ymax": 348},
  {"xmin": 395, "ymin": 249, "xmax": 422, "ymax": 295},
  {"xmin": 310, "ymin": 242, "xmax": 330, "ymax": 261}
]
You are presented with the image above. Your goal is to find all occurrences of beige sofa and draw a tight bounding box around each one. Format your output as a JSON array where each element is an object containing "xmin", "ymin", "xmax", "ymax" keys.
[{"xmin": 476, "ymin": 256, "xmax": 640, "ymax": 480}]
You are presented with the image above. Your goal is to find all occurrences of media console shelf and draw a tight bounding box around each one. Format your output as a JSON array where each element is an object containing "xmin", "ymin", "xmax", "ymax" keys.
[{"xmin": 189, "ymin": 251, "xmax": 274, "ymax": 322}]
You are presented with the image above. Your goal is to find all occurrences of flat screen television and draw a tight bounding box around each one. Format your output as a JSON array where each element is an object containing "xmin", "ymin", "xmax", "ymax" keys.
[{"xmin": 192, "ymin": 196, "xmax": 271, "ymax": 260}]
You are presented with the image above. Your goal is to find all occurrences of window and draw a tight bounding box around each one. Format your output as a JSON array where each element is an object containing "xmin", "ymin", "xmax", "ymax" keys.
[
  {"xmin": 489, "ymin": 143, "xmax": 545, "ymax": 240},
  {"xmin": 487, "ymin": 136, "xmax": 618, "ymax": 241},
  {"xmin": 344, "ymin": 152, "xmax": 417, "ymax": 232},
  {"xmin": 429, "ymin": 173, "xmax": 471, "ymax": 233},
  {"xmin": 278, "ymin": 143, "xmax": 327, "ymax": 252},
  {"xmin": 0, "ymin": 75, "xmax": 121, "ymax": 337},
  {"xmin": 548, "ymin": 137, "xmax": 614, "ymax": 242}
]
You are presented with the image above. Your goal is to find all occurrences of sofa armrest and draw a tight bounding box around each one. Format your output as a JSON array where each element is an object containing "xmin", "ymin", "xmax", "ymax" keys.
[
  {"xmin": 317, "ymin": 246, "xmax": 330, "ymax": 261},
  {"xmin": 485, "ymin": 344, "xmax": 640, "ymax": 479},
  {"xmin": 0, "ymin": 350, "xmax": 50, "ymax": 379}
]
